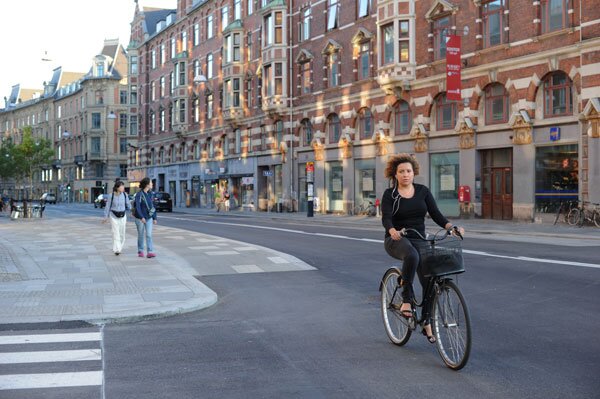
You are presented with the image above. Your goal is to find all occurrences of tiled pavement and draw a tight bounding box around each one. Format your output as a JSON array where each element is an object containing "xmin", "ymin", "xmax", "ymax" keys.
[{"xmin": 0, "ymin": 215, "xmax": 315, "ymax": 325}]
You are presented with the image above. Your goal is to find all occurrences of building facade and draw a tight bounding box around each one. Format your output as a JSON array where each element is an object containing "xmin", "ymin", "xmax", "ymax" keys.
[
  {"xmin": 0, "ymin": 40, "xmax": 131, "ymax": 202},
  {"xmin": 128, "ymin": 0, "xmax": 600, "ymax": 220}
]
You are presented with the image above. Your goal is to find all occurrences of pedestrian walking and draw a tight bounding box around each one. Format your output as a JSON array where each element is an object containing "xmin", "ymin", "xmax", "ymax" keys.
[
  {"xmin": 103, "ymin": 180, "xmax": 131, "ymax": 256},
  {"xmin": 133, "ymin": 177, "xmax": 157, "ymax": 258},
  {"xmin": 223, "ymin": 190, "xmax": 230, "ymax": 212}
]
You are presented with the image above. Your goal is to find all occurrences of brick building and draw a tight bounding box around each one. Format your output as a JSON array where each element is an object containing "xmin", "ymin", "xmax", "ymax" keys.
[{"xmin": 128, "ymin": 0, "xmax": 600, "ymax": 220}]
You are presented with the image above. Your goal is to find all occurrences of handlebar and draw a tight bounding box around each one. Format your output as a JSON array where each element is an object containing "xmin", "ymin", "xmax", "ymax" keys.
[{"xmin": 400, "ymin": 226, "xmax": 463, "ymax": 241}]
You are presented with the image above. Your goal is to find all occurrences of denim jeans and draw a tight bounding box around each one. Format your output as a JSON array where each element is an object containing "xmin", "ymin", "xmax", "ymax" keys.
[{"xmin": 134, "ymin": 218, "xmax": 154, "ymax": 253}]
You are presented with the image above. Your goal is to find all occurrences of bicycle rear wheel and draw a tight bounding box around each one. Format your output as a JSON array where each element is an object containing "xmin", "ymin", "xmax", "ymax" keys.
[
  {"xmin": 432, "ymin": 280, "xmax": 471, "ymax": 370},
  {"xmin": 593, "ymin": 211, "xmax": 600, "ymax": 228},
  {"xmin": 380, "ymin": 268, "xmax": 412, "ymax": 346},
  {"xmin": 567, "ymin": 208, "xmax": 581, "ymax": 226}
]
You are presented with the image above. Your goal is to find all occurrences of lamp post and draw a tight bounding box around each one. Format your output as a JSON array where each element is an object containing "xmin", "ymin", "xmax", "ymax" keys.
[
  {"xmin": 62, "ymin": 131, "xmax": 70, "ymax": 203},
  {"xmin": 106, "ymin": 110, "xmax": 117, "ymax": 193}
]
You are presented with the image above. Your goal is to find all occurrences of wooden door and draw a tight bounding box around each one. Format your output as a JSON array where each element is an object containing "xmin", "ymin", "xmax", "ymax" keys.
[
  {"xmin": 482, "ymin": 171, "xmax": 492, "ymax": 218},
  {"xmin": 491, "ymin": 167, "xmax": 513, "ymax": 220},
  {"xmin": 502, "ymin": 168, "xmax": 513, "ymax": 220}
]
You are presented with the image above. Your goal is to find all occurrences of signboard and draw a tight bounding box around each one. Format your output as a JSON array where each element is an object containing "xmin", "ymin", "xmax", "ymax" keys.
[
  {"xmin": 550, "ymin": 127, "xmax": 560, "ymax": 141},
  {"xmin": 263, "ymin": 170, "xmax": 274, "ymax": 177},
  {"xmin": 446, "ymin": 35, "xmax": 461, "ymax": 101},
  {"xmin": 306, "ymin": 162, "xmax": 314, "ymax": 183}
]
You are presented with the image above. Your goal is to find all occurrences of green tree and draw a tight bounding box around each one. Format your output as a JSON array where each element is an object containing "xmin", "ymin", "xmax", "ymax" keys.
[
  {"xmin": 14, "ymin": 127, "xmax": 54, "ymax": 199},
  {"xmin": 0, "ymin": 138, "xmax": 17, "ymax": 195}
]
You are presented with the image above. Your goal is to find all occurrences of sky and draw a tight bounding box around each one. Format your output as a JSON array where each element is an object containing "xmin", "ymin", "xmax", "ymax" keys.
[{"xmin": 0, "ymin": 0, "xmax": 176, "ymax": 99}]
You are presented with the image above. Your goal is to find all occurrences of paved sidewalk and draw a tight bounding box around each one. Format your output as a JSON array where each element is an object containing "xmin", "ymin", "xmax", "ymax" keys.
[{"xmin": 0, "ymin": 214, "xmax": 314, "ymax": 325}]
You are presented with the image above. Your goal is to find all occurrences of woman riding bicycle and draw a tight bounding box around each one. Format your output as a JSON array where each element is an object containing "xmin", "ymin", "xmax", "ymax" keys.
[{"xmin": 382, "ymin": 153, "xmax": 464, "ymax": 343}]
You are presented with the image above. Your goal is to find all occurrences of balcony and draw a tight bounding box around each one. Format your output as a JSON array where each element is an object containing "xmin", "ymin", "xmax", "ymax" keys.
[
  {"xmin": 222, "ymin": 106, "xmax": 244, "ymax": 124},
  {"xmin": 262, "ymin": 95, "xmax": 287, "ymax": 117},
  {"xmin": 377, "ymin": 64, "xmax": 414, "ymax": 98},
  {"xmin": 74, "ymin": 155, "xmax": 84, "ymax": 165},
  {"xmin": 51, "ymin": 159, "xmax": 61, "ymax": 169},
  {"xmin": 87, "ymin": 151, "xmax": 104, "ymax": 161}
]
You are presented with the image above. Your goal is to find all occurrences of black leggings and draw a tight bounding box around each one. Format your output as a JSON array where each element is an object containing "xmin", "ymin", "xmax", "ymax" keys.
[{"xmin": 384, "ymin": 236, "xmax": 432, "ymax": 322}]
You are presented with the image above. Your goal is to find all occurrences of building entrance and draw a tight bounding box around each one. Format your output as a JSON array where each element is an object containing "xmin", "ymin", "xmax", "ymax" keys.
[{"xmin": 481, "ymin": 149, "xmax": 513, "ymax": 220}]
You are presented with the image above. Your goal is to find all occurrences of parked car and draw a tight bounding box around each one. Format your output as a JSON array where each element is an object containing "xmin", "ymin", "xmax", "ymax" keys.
[
  {"xmin": 94, "ymin": 194, "xmax": 108, "ymax": 208},
  {"xmin": 152, "ymin": 192, "xmax": 173, "ymax": 212},
  {"xmin": 40, "ymin": 193, "xmax": 56, "ymax": 204}
]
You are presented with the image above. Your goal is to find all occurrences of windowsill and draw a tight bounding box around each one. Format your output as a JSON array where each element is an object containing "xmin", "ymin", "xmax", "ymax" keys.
[
  {"xmin": 533, "ymin": 27, "xmax": 573, "ymax": 42},
  {"xmin": 426, "ymin": 59, "xmax": 446, "ymax": 67},
  {"xmin": 476, "ymin": 43, "xmax": 509, "ymax": 55}
]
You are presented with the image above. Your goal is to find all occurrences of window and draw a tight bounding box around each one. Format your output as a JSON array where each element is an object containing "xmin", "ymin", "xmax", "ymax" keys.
[
  {"xmin": 300, "ymin": 7, "xmax": 311, "ymax": 41},
  {"xmin": 120, "ymin": 138, "xmax": 127, "ymax": 154},
  {"xmin": 161, "ymin": 43, "xmax": 166, "ymax": 65},
  {"xmin": 399, "ymin": 21, "xmax": 409, "ymax": 62},
  {"xmin": 130, "ymin": 56, "xmax": 138, "ymax": 74},
  {"xmin": 393, "ymin": 101, "xmax": 412, "ymax": 135},
  {"xmin": 130, "ymin": 85, "xmax": 137, "ymax": 104},
  {"xmin": 358, "ymin": 108, "xmax": 373, "ymax": 140},
  {"xmin": 179, "ymin": 99, "xmax": 186, "ymax": 123},
  {"xmin": 358, "ymin": 0, "xmax": 370, "ymax": 18},
  {"xmin": 160, "ymin": 76, "xmax": 165, "ymax": 97},
  {"xmin": 181, "ymin": 30, "xmax": 187, "ymax": 52},
  {"xmin": 176, "ymin": 62, "xmax": 186, "ymax": 86},
  {"xmin": 483, "ymin": 0, "xmax": 505, "ymax": 47},
  {"xmin": 275, "ymin": 120, "xmax": 284, "ymax": 148},
  {"xmin": 222, "ymin": 6, "xmax": 229, "ymax": 31},
  {"xmin": 248, "ymin": 0, "xmax": 253, "ymax": 15},
  {"xmin": 274, "ymin": 12, "xmax": 283, "ymax": 44},
  {"xmin": 159, "ymin": 147, "xmax": 164, "ymax": 164},
  {"xmin": 129, "ymin": 115, "xmax": 138, "ymax": 136},
  {"xmin": 149, "ymin": 111, "xmax": 156, "ymax": 134},
  {"xmin": 246, "ymin": 78, "xmax": 253, "ymax": 108},
  {"xmin": 96, "ymin": 63, "xmax": 104, "ymax": 77},
  {"xmin": 95, "ymin": 91, "xmax": 104, "ymax": 105},
  {"xmin": 225, "ymin": 33, "xmax": 241, "ymax": 63},
  {"xmin": 328, "ymin": 52, "xmax": 339, "ymax": 87},
  {"xmin": 194, "ymin": 141, "xmax": 200, "ymax": 159},
  {"xmin": 207, "ymin": 54, "xmax": 213, "ymax": 78},
  {"xmin": 543, "ymin": 72, "xmax": 572, "ymax": 117},
  {"xmin": 264, "ymin": 64, "xmax": 272, "ymax": 96},
  {"xmin": 274, "ymin": 63, "xmax": 283, "ymax": 95},
  {"xmin": 119, "ymin": 113, "xmax": 127, "ymax": 129},
  {"xmin": 300, "ymin": 61, "xmax": 311, "ymax": 94},
  {"xmin": 91, "ymin": 137, "xmax": 101, "ymax": 154},
  {"xmin": 159, "ymin": 108, "xmax": 165, "ymax": 132},
  {"xmin": 246, "ymin": 130, "xmax": 253, "ymax": 153},
  {"xmin": 170, "ymin": 37, "xmax": 176, "ymax": 58},
  {"xmin": 207, "ymin": 94, "xmax": 214, "ymax": 119},
  {"xmin": 193, "ymin": 98, "xmax": 200, "ymax": 123},
  {"xmin": 485, "ymin": 84, "xmax": 509, "ymax": 124},
  {"xmin": 194, "ymin": 23, "xmax": 200, "ymax": 46},
  {"xmin": 151, "ymin": 81, "xmax": 156, "ymax": 101},
  {"xmin": 327, "ymin": 0, "xmax": 340, "ymax": 31},
  {"xmin": 207, "ymin": 14, "xmax": 214, "ymax": 39},
  {"xmin": 436, "ymin": 93, "xmax": 457, "ymax": 130},
  {"xmin": 328, "ymin": 113, "xmax": 341, "ymax": 143},
  {"xmin": 92, "ymin": 113, "xmax": 101, "ymax": 129},
  {"xmin": 194, "ymin": 60, "xmax": 200, "ymax": 78},
  {"xmin": 382, "ymin": 23, "xmax": 394, "ymax": 65},
  {"xmin": 151, "ymin": 49, "xmax": 156, "ymax": 69},
  {"xmin": 434, "ymin": 16, "xmax": 450, "ymax": 59},
  {"xmin": 120, "ymin": 90, "xmax": 127, "ymax": 104},
  {"xmin": 170, "ymin": 71, "xmax": 175, "ymax": 93},
  {"xmin": 233, "ymin": 78, "xmax": 240, "ymax": 107},
  {"xmin": 301, "ymin": 119, "xmax": 313, "ymax": 146},
  {"xmin": 224, "ymin": 79, "xmax": 232, "ymax": 107},
  {"xmin": 541, "ymin": 0, "xmax": 568, "ymax": 33},
  {"xmin": 358, "ymin": 42, "xmax": 370, "ymax": 80},
  {"xmin": 95, "ymin": 163, "xmax": 104, "ymax": 178},
  {"xmin": 264, "ymin": 14, "xmax": 273, "ymax": 45},
  {"xmin": 208, "ymin": 138, "xmax": 214, "ymax": 158},
  {"xmin": 235, "ymin": 129, "xmax": 241, "ymax": 153},
  {"xmin": 234, "ymin": 0, "xmax": 241, "ymax": 20}
]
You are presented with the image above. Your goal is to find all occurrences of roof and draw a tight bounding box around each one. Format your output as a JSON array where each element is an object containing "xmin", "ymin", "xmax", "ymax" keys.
[{"xmin": 144, "ymin": 9, "xmax": 176, "ymax": 37}]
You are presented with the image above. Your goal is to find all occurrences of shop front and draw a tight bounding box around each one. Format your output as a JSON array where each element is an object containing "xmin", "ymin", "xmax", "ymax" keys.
[
  {"xmin": 354, "ymin": 158, "xmax": 376, "ymax": 211},
  {"xmin": 430, "ymin": 152, "xmax": 459, "ymax": 217},
  {"xmin": 326, "ymin": 161, "xmax": 343, "ymax": 213},
  {"xmin": 534, "ymin": 143, "xmax": 578, "ymax": 213}
]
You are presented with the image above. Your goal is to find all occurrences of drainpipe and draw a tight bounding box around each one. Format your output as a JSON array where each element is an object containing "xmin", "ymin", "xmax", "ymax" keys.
[{"xmin": 288, "ymin": 1, "xmax": 294, "ymax": 211}]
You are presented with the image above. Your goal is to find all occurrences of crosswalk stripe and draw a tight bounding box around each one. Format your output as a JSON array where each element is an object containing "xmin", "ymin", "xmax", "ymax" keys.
[
  {"xmin": 0, "ymin": 349, "xmax": 102, "ymax": 364},
  {"xmin": 0, "ymin": 371, "xmax": 103, "ymax": 390},
  {"xmin": 0, "ymin": 333, "xmax": 101, "ymax": 345}
]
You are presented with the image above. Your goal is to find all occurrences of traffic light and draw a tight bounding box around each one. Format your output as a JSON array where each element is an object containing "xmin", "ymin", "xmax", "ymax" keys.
[{"xmin": 66, "ymin": 184, "xmax": 71, "ymax": 191}]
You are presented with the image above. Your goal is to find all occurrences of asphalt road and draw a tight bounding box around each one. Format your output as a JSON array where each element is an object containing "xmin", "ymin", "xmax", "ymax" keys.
[{"xmin": 3, "ymin": 205, "xmax": 600, "ymax": 398}]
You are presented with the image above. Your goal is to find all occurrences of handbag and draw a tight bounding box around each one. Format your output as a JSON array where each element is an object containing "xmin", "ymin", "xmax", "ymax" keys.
[
  {"xmin": 109, "ymin": 193, "xmax": 126, "ymax": 218},
  {"xmin": 142, "ymin": 192, "xmax": 156, "ymax": 218}
]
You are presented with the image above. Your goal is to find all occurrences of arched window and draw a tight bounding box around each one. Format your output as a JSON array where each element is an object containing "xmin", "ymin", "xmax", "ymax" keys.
[
  {"xmin": 181, "ymin": 142, "xmax": 188, "ymax": 161},
  {"xmin": 436, "ymin": 93, "xmax": 457, "ymax": 130},
  {"xmin": 222, "ymin": 134, "xmax": 229, "ymax": 156},
  {"xmin": 169, "ymin": 144, "xmax": 175, "ymax": 163},
  {"xmin": 392, "ymin": 101, "xmax": 412, "ymax": 135},
  {"xmin": 543, "ymin": 72, "xmax": 572, "ymax": 117},
  {"xmin": 275, "ymin": 120, "xmax": 284, "ymax": 148},
  {"xmin": 301, "ymin": 119, "xmax": 313, "ymax": 146},
  {"xmin": 159, "ymin": 147, "xmax": 165, "ymax": 164},
  {"xmin": 151, "ymin": 148, "xmax": 156, "ymax": 165},
  {"xmin": 193, "ymin": 140, "xmax": 200, "ymax": 159},
  {"xmin": 327, "ymin": 113, "xmax": 341, "ymax": 143},
  {"xmin": 234, "ymin": 129, "xmax": 241, "ymax": 154},
  {"xmin": 485, "ymin": 83, "xmax": 509, "ymax": 124},
  {"xmin": 208, "ymin": 137, "xmax": 214, "ymax": 158},
  {"xmin": 357, "ymin": 108, "xmax": 373, "ymax": 140}
]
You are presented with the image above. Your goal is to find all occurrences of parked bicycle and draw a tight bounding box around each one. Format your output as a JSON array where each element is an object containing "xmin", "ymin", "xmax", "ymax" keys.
[
  {"xmin": 379, "ymin": 227, "xmax": 471, "ymax": 370},
  {"xmin": 567, "ymin": 201, "xmax": 600, "ymax": 228},
  {"xmin": 553, "ymin": 200, "xmax": 578, "ymax": 225},
  {"xmin": 351, "ymin": 200, "xmax": 376, "ymax": 216}
]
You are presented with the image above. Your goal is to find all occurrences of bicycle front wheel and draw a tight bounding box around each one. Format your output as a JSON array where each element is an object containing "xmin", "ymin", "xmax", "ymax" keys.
[
  {"xmin": 567, "ymin": 208, "xmax": 581, "ymax": 226},
  {"xmin": 432, "ymin": 280, "xmax": 471, "ymax": 370},
  {"xmin": 380, "ymin": 268, "xmax": 411, "ymax": 346}
]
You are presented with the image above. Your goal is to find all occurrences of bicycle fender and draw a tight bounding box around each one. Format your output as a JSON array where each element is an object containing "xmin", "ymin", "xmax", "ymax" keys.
[{"xmin": 379, "ymin": 267, "xmax": 402, "ymax": 291}]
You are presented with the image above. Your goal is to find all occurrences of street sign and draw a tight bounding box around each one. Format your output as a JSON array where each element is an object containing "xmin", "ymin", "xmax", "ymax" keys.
[
  {"xmin": 446, "ymin": 35, "xmax": 462, "ymax": 101},
  {"xmin": 263, "ymin": 170, "xmax": 274, "ymax": 177}
]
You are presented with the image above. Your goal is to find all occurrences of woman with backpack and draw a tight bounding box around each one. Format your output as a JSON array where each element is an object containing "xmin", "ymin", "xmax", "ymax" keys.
[{"xmin": 133, "ymin": 177, "xmax": 157, "ymax": 258}]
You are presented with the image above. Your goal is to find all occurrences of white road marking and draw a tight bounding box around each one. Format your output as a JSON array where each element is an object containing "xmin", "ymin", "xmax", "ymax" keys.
[
  {"xmin": 268, "ymin": 257, "xmax": 289, "ymax": 264},
  {"xmin": 167, "ymin": 217, "xmax": 600, "ymax": 269},
  {"xmin": 0, "ymin": 333, "xmax": 101, "ymax": 345},
  {"xmin": 0, "ymin": 349, "xmax": 101, "ymax": 364},
  {"xmin": 0, "ymin": 371, "xmax": 103, "ymax": 390},
  {"xmin": 232, "ymin": 265, "xmax": 264, "ymax": 273}
]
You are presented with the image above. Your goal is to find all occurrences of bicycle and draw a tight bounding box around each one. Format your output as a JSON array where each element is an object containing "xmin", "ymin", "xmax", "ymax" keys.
[
  {"xmin": 567, "ymin": 201, "xmax": 600, "ymax": 228},
  {"xmin": 351, "ymin": 200, "xmax": 376, "ymax": 216},
  {"xmin": 553, "ymin": 200, "xmax": 577, "ymax": 225},
  {"xmin": 379, "ymin": 227, "xmax": 471, "ymax": 370}
]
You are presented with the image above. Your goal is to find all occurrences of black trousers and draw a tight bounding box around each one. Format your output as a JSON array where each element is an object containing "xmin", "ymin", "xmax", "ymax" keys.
[{"xmin": 384, "ymin": 236, "xmax": 432, "ymax": 322}]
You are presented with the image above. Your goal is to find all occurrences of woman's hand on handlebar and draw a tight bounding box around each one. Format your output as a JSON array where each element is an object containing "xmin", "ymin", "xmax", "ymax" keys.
[
  {"xmin": 450, "ymin": 225, "xmax": 465, "ymax": 238},
  {"xmin": 389, "ymin": 227, "xmax": 405, "ymax": 241}
]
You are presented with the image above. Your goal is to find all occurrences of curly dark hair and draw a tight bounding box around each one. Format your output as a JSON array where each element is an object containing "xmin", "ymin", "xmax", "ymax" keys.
[{"xmin": 384, "ymin": 153, "xmax": 420, "ymax": 181}]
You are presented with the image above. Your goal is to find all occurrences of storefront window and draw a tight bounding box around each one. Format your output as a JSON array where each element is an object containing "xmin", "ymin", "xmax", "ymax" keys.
[
  {"xmin": 430, "ymin": 152, "xmax": 459, "ymax": 217},
  {"xmin": 355, "ymin": 159, "xmax": 376, "ymax": 208},
  {"xmin": 298, "ymin": 163, "xmax": 307, "ymax": 213},
  {"xmin": 535, "ymin": 144, "xmax": 578, "ymax": 213},
  {"xmin": 241, "ymin": 176, "xmax": 254, "ymax": 208},
  {"xmin": 326, "ymin": 161, "xmax": 343, "ymax": 212}
]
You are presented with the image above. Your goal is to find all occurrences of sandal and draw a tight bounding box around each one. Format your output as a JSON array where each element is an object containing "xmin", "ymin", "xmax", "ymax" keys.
[
  {"xmin": 422, "ymin": 322, "xmax": 436, "ymax": 344},
  {"xmin": 392, "ymin": 303, "xmax": 413, "ymax": 318}
]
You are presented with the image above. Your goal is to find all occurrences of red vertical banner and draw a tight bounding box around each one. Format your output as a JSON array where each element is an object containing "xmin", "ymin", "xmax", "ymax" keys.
[{"xmin": 446, "ymin": 35, "xmax": 462, "ymax": 101}]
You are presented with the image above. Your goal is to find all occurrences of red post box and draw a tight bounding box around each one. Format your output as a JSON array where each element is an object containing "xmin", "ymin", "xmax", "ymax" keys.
[{"xmin": 458, "ymin": 185, "xmax": 471, "ymax": 203}]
